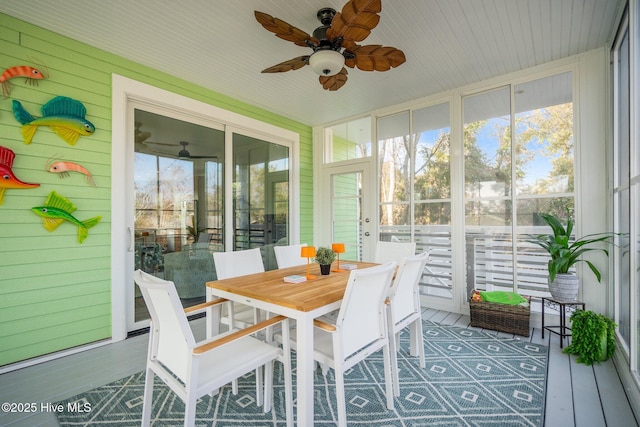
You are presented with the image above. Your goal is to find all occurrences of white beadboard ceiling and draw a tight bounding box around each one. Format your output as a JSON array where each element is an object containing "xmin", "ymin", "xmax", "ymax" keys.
[{"xmin": 0, "ymin": 0, "xmax": 625, "ymax": 127}]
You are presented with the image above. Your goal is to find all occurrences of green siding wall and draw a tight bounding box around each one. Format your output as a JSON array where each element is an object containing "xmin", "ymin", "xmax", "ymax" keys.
[{"xmin": 0, "ymin": 14, "xmax": 313, "ymax": 366}]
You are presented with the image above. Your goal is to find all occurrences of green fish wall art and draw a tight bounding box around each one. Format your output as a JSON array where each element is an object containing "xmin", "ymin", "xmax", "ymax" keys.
[
  {"xmin": 12, "ymin": 96, "xmax": 95, "ymax": 146},
  {"xmin": 32, "ymin": 191, "xmax": 101, "ymax": 243}
]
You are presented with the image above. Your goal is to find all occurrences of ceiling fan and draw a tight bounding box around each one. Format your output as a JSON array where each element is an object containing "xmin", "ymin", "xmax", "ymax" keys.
[
  {"xmin": 255, "ymin": 0, "xmax": 406, "ymax": 91},
  {"xmin": 134, "ymin": 122, "xmax": 180, "ymax": 151},
  {"xmin": 176, "ymin": 141, "xmax": 218, "ymax": 160}
]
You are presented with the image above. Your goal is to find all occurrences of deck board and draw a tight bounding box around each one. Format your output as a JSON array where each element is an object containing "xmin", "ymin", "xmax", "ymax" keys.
[
  {"xmin": 594, "ymin": 359, "xmax": 638, "ymax": 426},
  {"xmin": 0, "ymin": 309, "xmax": 637, "ymax": 426},
  {"xmin": 572, "ymin": 360, "xmax": 606, "ymax": 426}
]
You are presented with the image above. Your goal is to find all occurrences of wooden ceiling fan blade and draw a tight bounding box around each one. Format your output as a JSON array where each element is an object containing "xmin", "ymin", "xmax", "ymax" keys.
[
  {"xmin": 255, "ymin": 11, "xmax": 319, "ymax": 47},
  {"xmin": 319, "ymin": 68, "xmax": 348, "ymax": 91},
  {"xmin": 326, "ymin": 0, "xmax": 382, "ymax": 43},
  {"xmin": 352, "ymin": 45, "xmax": 406, "ymax": 71},
  {"xmin": 261, "ymin": 56, "xmax": 310, "ymax": 73}
]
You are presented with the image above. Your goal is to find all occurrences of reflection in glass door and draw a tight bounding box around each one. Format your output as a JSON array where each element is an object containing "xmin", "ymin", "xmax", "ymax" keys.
[
  {"xmin": 232, "ymin": 133, "xmax": 289, "ymax": 269},
  {"xmin": 132, "ymin": 109, "xmax": 223, "ymax": 327}
]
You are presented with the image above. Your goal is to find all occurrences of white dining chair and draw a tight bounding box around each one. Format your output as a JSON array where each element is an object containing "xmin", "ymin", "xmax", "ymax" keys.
[
  {"xmin": 374, "ymin": 240, "xmax": 416, "ymax": 264},
  {"xmin": 284, "ymin": 262, "xmax": 397, "ymax": 427},
  {"xmin": 213, "ymin": 248, "xmax": 265, "ymax": 328},
  {"xmin": 134, "ymin": 270, "xmax": 293, "ymax": 427},
  {"xmin": 386, "ymin": 252, "xmax": 429, "ymax": 396},
  {"xmin": 273, "ymin": 243, "xmax": 308, "ymax": 268}
]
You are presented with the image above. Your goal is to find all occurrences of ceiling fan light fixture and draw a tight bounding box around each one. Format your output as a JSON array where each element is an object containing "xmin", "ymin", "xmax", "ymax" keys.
[
  {"xmin": 309, "ymin": 50, "xmax": 344, "ymax": 76},
  {"xmin": 178, "ymin": 141, "xmax": 191, "ymax": 159}
]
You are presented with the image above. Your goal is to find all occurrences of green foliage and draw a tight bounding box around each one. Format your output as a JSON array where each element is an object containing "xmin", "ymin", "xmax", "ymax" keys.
[
  {"xmin": 526, "ymin": 207, "xmax": 614, "ymax": 283},
  {"xmin": 315, "ymin": 246, "xmax": 336, "ymax": 265},
  {"xmin": 564, "ymin": 310, "xmax": 616, "ymax": 365}
]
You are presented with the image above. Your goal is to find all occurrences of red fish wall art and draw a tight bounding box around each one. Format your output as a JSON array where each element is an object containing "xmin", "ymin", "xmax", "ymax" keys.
[{"xmin": 0, "ymin": 145, "xmax": 40, "ymax": 205}]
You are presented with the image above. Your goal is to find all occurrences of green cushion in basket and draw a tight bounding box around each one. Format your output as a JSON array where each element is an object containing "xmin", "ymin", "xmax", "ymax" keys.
[{"xmin": 479, "ymin": 291, "xmax": 528, "ymax": 306}]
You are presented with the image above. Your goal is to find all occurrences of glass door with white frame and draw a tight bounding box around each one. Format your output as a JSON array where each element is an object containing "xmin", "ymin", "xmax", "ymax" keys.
[
  {"xmin": 131, "ymin": 109, "xmax": 223, "ymax": 329},
  {"xmin": 328, "ymin": 164, "xmax": 373, "ymax": 262}
]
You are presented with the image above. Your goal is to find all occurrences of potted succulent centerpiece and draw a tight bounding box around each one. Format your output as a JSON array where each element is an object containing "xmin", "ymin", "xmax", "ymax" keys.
[
  {"xmin": 315, "ymin": 246, "xmax": 337, "ymax": 275},
  {"xmin": 526, "ymin": 208, "xmax": 614, "ymax": 301}
]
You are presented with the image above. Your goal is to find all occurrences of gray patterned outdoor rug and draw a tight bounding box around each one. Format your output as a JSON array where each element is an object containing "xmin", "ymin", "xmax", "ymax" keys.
[{"xmin": 56, "ymin": 321, "xmax": 548, "ymax": 426}]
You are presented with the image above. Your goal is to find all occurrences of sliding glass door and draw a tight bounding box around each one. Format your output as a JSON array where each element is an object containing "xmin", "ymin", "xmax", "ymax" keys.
[
  {"xmin": 128, "ymin": 110, "xmax": 292, "ymax": 332},
  {"xmin": 132, "ymin": 109, "xmax": 224, "ymax": 325},
  {"xmin": 232, "ymin": 133, "xmax": 289, "ymax": 268}
]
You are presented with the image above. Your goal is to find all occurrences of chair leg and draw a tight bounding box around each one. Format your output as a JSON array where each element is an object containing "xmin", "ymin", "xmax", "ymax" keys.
[
  {"xmin": 255, "ymin": 366, "xmax": 264, "ymax": 407},
  {"xmin": 389, "ymin": 329, "xmax": 401, "ymax": 397},
  {"xmin": 335, "ymin": 369, "xmax": 348, "ymax": 427},
  {"xmin": 263, "ymin": 361, "xmax": 273, "ymax": 413},
  {"xmin": 414, "ymin": 319, "xmax": 425, "ymax": 368},
  {"xmin": 409, "ymin": 319, "xmax": 420, "ymax": 357},
  {"xmin": 184, "ymin": 391, "xmax": 197, "ymax": 427},
  {"xmin": 281, "ymin": 318, "xmax": 294, "ymax": 427},
  {"xmin": 282, "ymin": 358, "xmax": 293, "ymax": 427},
  {"xmin": 141, "ymin": 369, "xmax": 155, "ymax": 427},
  {"xmin": 382, "ymin": 343, "xmax": 395, "ymax": 410}
]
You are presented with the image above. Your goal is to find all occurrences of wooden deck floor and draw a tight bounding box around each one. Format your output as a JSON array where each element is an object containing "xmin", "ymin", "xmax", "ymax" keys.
[{"xmin": 0, "ymin": 309, "xmax": 637, "ymax": 426}]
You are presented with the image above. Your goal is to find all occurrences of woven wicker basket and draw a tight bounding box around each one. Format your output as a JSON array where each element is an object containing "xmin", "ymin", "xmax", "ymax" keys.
[{"xmin": 469, "ymin": 290, "xmax": 531, "ymax": 337}]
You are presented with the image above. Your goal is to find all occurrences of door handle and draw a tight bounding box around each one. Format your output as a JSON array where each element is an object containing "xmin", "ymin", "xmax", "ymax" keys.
[
  {"xmin": 364, "ymin": 232, "xmax": 370, "ymax": 236},
  {"xmin": 127, "ymin": 227, "xmax": 134, "ymax": 252}
]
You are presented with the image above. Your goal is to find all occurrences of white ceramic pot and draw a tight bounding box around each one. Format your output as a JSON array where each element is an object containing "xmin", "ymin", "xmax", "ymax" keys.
[{"xmin": 548, "ymin": 273, "xmax": 580, "ymax": 301}]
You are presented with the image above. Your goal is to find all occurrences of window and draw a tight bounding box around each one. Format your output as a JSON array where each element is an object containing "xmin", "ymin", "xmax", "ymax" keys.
[
  {"xmin": 463, "ymin": 73, "xmax": 574, "ymax": 297},
  {"xmin": 325, "ymin": 116, "xmax": 372, "ymax": 163},
  {"xmin": 611, "ymin": 9, "xmax": 636, "ymax": 381},
  {"xmin": 378, "ymin": 103, "xmax": 453, "ymax": 299}
]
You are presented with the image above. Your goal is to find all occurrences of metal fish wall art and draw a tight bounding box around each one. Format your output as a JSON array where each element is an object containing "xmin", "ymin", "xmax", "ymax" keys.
[
  {"xmin": 0, "ymin": 64, "xmax": 49, "ymax": 98},
  {"xmin": 46, "ymin": 158, "xmax": 96, "ymax": 186},
  {"xmin": 32, "ymin": 191, "xmax": 101, "ymax": 243},
  {"xmin": 0, "ymin": 145, "xmax": 40, "ymax": 205},
  {"xmin": 12, "ymin": 96, "xmax": 95, "ymax": 146}
]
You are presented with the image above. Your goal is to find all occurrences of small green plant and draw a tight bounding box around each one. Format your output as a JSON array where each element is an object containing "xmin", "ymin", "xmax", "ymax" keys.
[
  {"xmin": 526, "ymin": 208, "xmax": 614, "ymax": 283},
  {"xmin": 564, "ymin": 309, "xmax": 616, "ymax": 365},
  {"xmin": 315, "ymin": 246, "xmax": 336, "ymax": 265}
]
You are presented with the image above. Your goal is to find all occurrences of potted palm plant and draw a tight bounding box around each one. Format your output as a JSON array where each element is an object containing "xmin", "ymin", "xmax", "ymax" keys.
[
  {"xmin": 315, "ymin": 246, "xmax": 337, "ymax": 275},
  {"xmin": 526, "ymin": 208, "xmax": 614, "ymax": 301}
]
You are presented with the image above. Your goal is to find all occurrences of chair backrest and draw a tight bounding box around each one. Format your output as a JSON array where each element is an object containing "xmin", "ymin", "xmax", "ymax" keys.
[
  {"xmin": 197, "ymin": 232, "xmax": 212, "ymax": 243},
  {"xmin": 389, "ymin": 252, "xmax": 429, "ymax": 324},
  {"xmin": 335, "ymin": 262, "xmax": 397, "ymax": 358},
  {"xmin": 213, "ymin": 248, "xmax": 265, "ymax": 279},
  {"xmin": 273, "ymin": 243, "xmax": 308, "ymax": 268},
  {"xmin": 374, "ymin": 241, "xmax": 416, "ymax": 264},
  {"xmin": 133, "ymin": 270, "xmax": 195, "ymax": 381}
]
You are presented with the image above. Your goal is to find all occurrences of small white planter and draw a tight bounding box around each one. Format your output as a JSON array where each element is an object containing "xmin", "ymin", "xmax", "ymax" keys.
[{"xmin": 548, "ymin": 273, "xmax": 580, "ymax": 301}]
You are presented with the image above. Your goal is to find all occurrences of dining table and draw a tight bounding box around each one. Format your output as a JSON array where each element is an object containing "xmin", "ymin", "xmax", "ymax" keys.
[{"xmin": 206, "ymin": 260, "xmax": 378, "ymax": 426}]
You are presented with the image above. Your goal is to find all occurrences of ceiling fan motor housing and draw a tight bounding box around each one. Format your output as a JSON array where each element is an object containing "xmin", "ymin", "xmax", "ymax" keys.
[{"xmin": 309, "ymin": 8, "xmax": 344, "ymax": 76}]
